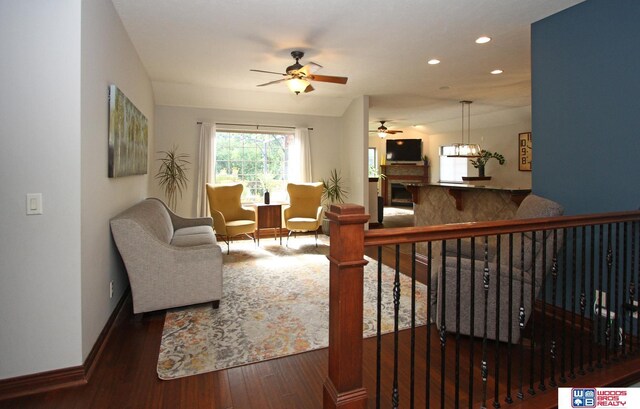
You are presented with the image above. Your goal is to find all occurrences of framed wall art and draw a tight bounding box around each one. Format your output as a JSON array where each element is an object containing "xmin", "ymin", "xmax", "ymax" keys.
[
  {"xmin": 518, "ymin": 132, "xmax": 532, "ymax": 171},
  {"xmin": 108, "ymin": 84, "xmax": 148, "ymax": 178}
]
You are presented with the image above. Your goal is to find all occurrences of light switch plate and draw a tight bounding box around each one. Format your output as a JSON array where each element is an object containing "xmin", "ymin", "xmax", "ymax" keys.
[{"xmin": 26, "ymin": 193, "xmax": 43, "ymax": 215}]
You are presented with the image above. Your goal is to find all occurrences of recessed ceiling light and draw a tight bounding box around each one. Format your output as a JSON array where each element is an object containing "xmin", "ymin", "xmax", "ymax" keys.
[
  {"xmin": 439, "ymin": 86, "xmax": 450, "ymax": 90},
  {"xmin": 427, "ymin": 59, "xmax": 440, "ymax": 65},
  {"xmin": 475, "ymin": 36, "xmax": 491, "ymax": 44},
  {"xmin": 491, "ymin": 69, "xmax": 503, "ymax": 75}
]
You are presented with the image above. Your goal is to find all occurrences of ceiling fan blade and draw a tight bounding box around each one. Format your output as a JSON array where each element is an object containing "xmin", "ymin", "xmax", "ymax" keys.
[
  {"xmin": 250, "ymin": 69, "xmax": 287, "ymax": 76},
  {"xmin": 387, "ymin": 130, "xmax": 404, "ymax": 134},
  {"xmin": 308, "ymin": 74, "xmax": 348, "ymax": 84},
  {"xmin": 304, "ymin": 84, "xmax": 315, "ymax": 93},
  {"xmin": 256, "ymin": 78, "xmax": 288, "ymax": 87}
]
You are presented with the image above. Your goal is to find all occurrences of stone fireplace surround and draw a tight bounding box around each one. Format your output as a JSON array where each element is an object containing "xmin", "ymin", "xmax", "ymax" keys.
[{"xmin": 380, "ymin": 164, "xmax": 429, "ymax": 206}]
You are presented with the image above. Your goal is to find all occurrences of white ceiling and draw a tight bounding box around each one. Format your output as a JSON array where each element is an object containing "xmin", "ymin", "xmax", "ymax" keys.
[{"xmin": 111, "ymin": 0, "xmax": 584, "ymax": 133}]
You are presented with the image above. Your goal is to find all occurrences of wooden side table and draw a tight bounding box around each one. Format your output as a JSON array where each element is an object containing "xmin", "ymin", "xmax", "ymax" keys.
[{"xmin": 256, "ymin": 203, "xmax": 282, "ymax": 245}]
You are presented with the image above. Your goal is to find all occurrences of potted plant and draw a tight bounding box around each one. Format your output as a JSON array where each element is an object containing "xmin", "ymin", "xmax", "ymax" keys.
[
  {"xmin": 421, "ymin": 154, "xmax": 429, "ymax": 166},
  {"xmin": 469, "ymin": 150, "xmax": 505, "ymax": 177},
  {"xmin": 155, "ymin": 145, "xmax": 190, "ymax": 211},
  {"xmin": 321, "ymin": 168, "xmax": 348, "ymax": 234}
]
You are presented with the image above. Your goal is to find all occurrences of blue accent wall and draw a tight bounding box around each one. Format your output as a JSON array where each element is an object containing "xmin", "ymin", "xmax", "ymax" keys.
[{"xmin": 532, "ymin": 0, "xmax": 640, "ymax": 215}]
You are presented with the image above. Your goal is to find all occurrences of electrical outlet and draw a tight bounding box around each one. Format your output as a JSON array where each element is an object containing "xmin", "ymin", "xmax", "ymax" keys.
[{"xmin": 109, "ymin": 281, "xmax": 114, "ymax": 299}]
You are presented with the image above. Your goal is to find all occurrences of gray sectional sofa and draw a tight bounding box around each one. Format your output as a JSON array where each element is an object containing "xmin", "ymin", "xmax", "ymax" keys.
[{"xmin": 110, "ymin": 198, "xmax": 223, "ymax": 314}]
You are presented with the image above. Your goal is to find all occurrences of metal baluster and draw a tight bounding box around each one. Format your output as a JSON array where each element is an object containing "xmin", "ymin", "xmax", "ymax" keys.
[
  {"xmin": 579, "ymin": 226, "xmax": 587, "ymax": 375},
  {"xmin": 597, "ymin": 225, "xmax": 604, "ymax": 368},
  {"xmin": 455, "ymin": 239, "xmax": 461, "ymax": 409},
  {"xmin": 505, "ymin": 233, "xmax": 514, "ymax": 404},
  {"xmin": 622, "ymin": 222, "xmax": 628, "ymax": 358},
  {"xmin": 631, "ymin": 222, "xmax": 637, "ymax": 355},
  {"xmin": 440, "ymin": 241, "xmax": 447, "ymax": 409},
  {"xmin": 468, "ymin": 237, "xmax": 476, "ymax": 409},
  {"xmin": 529, "ymin": 231, "xmax": 537, "ymax": 394},
  {"xmin": 549, "ymin": 230, "xmax": 559, "ymax": 388},
  {"xmin": 614, "ymin": 223, "xmax": 621, "ymax": 359},
  {"xmin": 494, "ymin": 236, "xmax": 501, "ymax": 409},
  {"xmin": 392, "ymin": 245, "xmax": 401, "ymax": 409},
  {"xmin": 569, "ymin": 227, "xmax": 577, "ymax": 379},
  {"xmin": 605, "ymin": 226, "xmax": 613, "ymax": 363},
  {"xmin": 411, "ymin": 243, "xmax": 416, "ymax": 409},
  {"xmin": 517, "ymin": 233, "xmax": 526, "ymax": 400},
  {"xmin": 588, "ymin": 225, "xmax": 595, "ymax": 372},
  {"xmin": 539, "ymin": 231, "xmax": 547, "ymax": 391},
  {"xmin": 376, "ymin": 246, "xmax": 382, "ymax": 409},
  {"xmin": 426, "ymin": 242, "xmax": 432, "ymax": 408},
  {"xmin": 560, "ymin": 228, "xmax": 567, "ymax": 384},
  {"xmin": 481, "ymin": 236, "xmax": 490, "ymax": 409}
]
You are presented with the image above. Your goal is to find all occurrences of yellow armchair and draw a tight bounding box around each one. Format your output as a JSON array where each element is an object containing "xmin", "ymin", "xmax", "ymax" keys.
[
  {"xmin": 283, "ymin": 182, "xmax": 324, "ymax": 246},
  {"xmin": 206, "ymin": 183, "xmax": 256, "ymax": 253}
]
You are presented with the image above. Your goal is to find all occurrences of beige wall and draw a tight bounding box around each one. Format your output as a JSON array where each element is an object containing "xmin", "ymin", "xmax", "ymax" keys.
[
  {"xmin": 80, "ymin": 0, "xmax": 155, "ymax": 360},
  {"xmin": 152, "ymin": 105, "xmax": 344, "ymax": 217}
]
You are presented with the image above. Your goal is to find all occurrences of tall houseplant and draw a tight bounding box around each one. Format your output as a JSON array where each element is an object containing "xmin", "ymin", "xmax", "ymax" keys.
[
  {"xmin": 155, "ymin": 146, "xmax": 190, "ymax": 211},
  {"xmin": 321, "ymin": 168, "xmax": 348, "ymax": 234},
  {"xmin": 469, "ymin": 150, "xmax": 505, "ymax": 177}
]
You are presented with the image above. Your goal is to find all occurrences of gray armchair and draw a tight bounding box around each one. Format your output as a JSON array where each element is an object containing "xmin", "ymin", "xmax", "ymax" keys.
[{"xmin": 432, "ymin": 194, "xmax": 564, "ymax": 343}]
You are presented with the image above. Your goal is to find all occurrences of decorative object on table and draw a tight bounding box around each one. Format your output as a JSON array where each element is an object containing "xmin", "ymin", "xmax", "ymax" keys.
[
  {"xmin": 108, "ymin": 84, "xmax": 148, "ymax": 178},
  {"xmin": 320, "ymin": 169, "xmax": 348, "ymax": 234},
  {"xmin": 157, "ymin": 236, "xmax": 428, "ymax": 379},
  {"xmin": 264, "ymin": 189, "xmax": 270, "ymax": 204},
  {"xmin": 443, "ymin": 100, "xmax": 482, "ymax": 158},
  {"xmin": 422, "ymin": 154, "xmax": 429, "ymax": 166},
  {"xmin": 469, "ymin": 150, "xmax": 505, "ymax": 178},
  {"xmin": 518, "ymin": 132, "xmax": 532, "ymax": 171},
  {"xmin": 155, "ymin": 145, "xmax": 190, "ymax": 211}
]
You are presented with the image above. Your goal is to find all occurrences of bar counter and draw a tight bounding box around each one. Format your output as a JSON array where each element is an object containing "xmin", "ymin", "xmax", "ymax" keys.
[{"xmin": 407, "ymin": 182, "xmax": 531, "ymax": 226}]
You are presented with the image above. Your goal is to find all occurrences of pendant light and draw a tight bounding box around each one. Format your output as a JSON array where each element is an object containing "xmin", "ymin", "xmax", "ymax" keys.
[{"xmin": 445, "ymin": 100, "xmax": 482, "ymax": 157}]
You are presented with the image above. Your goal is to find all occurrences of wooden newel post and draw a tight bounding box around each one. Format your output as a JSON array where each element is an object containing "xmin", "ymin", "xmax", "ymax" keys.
[{"xmin": 323, "ymin": 203, "xmax": 370, "ymax": 409}]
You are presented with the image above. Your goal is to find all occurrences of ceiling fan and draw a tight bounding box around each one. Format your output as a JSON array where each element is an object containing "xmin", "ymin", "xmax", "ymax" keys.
[
  {"xmin": 250, "ymin": 51, "xmax": 348, "ymax": 95},
  {"xmin": 370, "ymin": 121, "xmax": 404, "ymax": 138}
]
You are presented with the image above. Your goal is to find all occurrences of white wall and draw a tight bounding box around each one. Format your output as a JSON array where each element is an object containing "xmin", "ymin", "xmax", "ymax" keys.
[
  {"xmin": 153, "ymin": 105, "xmax": 343, "ymax": 216},
  {"xmin": 340, "ymin": 97, "xmax": 369, "ymax": 214},
  {"xmin": 0, "ymin": 0, "xmax": 83, "ymax": 379},
  {"xmin": 80, "ymin": 0, "xmax": 154, "ymax": 360}
]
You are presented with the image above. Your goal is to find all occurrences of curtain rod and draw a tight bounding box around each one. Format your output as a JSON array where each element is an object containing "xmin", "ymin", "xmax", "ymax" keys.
[{"xmin": 197, "ymin": 121, "xmax": 312, "ymax": 131}]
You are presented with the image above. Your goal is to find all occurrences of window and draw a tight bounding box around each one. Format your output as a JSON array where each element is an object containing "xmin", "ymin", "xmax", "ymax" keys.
[
  {"xmin": 368, "ymin": 147, "xmax": 377, "ymax": 177},
  {"xmin": 439, "ymin": 146, "xmax": 468, "ymax": 182},
  {"xmin": 215, "ymin": 131, "xmax": 293, "ymax": 202}
]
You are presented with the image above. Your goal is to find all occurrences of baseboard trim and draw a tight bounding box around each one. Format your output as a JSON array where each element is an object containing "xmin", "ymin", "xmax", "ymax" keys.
[{"xmin": 0, "ymin": 289, "xmax": 131, "ymax": 401}]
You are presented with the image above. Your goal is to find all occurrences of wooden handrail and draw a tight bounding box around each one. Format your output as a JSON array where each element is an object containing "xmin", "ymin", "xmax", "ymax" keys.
[{"xmin": 364, "ymin": 209, "xmax": 640, "ymax": 246}]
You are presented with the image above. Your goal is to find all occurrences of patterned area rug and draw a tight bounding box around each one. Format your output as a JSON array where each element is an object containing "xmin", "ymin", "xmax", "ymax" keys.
[{"xmin": 157, "ymin": 235, "xmax": 428, "ymax": 380}]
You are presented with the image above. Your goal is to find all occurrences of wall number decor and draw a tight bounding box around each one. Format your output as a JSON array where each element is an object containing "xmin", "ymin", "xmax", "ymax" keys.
[{"xmin": 518, "ymin": 132, "xmax": 532, "ymax": 171}]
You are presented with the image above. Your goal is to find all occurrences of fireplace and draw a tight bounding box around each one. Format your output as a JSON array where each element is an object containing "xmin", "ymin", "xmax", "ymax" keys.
[
  {"xmin": 380, "ymin": 164, "xmax": 429, "ymax": 206},
  {"xmin": 390, "ymin": 183, "xmax": 413, "ymax": 207}
]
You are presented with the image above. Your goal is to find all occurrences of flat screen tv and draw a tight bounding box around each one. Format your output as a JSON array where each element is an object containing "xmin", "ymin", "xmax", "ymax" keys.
[{"xmin": 386, "ymin": 139, "xmax": 422, "ymax": 162}]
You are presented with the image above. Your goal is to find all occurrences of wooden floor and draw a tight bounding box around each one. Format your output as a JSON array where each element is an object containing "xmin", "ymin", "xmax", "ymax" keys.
[{"xmin": 3, "ymin": 210, "xmax": 640, "ymax": 408}]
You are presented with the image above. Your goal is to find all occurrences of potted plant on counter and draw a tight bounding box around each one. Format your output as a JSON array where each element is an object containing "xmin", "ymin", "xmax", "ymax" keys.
[
  {"xmin": 321, "ymin": 168, "xmax": 348, "ymax": 235},
  {"xmin": 469, "ymin": 150, "xmax": 505, "ymax": 178}
]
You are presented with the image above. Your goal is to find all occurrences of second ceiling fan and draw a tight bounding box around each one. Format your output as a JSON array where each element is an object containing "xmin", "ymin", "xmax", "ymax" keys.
[
  {"xmin": 250, "ymin": 51, "xmax": 348, "ymax": 95},
  {"xmin": 370, "ymin": 121, "xmax": 403, "ymax": 138}
]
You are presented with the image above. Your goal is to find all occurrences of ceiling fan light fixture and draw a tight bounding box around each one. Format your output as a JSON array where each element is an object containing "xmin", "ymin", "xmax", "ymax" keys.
[
  {"xmin": 377, "ymin": 131, "xmax": 386, "ymax": 139},
  {"xmin": 287, "ymin": 78, "xmax": 310, "ymax": 95}
]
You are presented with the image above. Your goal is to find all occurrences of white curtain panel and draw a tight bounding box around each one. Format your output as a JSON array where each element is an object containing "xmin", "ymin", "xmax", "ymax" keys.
[
  {"xmin": 291, "ymin": 127, "xmax": 313, "ymax": 182},
  {"xmin": 195, "ymin": 123, "xmax": 216, "ymax": 217}
]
